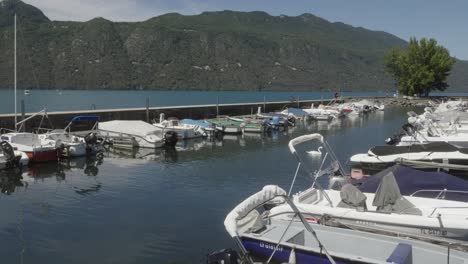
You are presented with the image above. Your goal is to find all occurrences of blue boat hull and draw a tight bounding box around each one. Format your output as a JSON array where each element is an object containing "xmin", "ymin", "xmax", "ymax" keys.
[{"xmin": 242, "ymin": 237, "xmax": 369, "ymax": 264}]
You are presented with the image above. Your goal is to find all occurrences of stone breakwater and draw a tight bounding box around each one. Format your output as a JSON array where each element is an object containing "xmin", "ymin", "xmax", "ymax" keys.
[{"xmin": 347, "ymin": 96, "xmax": 457, "ymax": 108}]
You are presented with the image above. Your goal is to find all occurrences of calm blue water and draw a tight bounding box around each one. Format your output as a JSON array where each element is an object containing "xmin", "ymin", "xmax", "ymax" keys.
[
  {"xmin": 0, "ymin": 106, "xmax": 423, "ymax": 264},
  {"xmin": 0, "ymin": 90, "xmax": 389, "ymax": 114},
  {"xmin": 1, "ymin": 89, "xmax": 466, "ymax": 115}
]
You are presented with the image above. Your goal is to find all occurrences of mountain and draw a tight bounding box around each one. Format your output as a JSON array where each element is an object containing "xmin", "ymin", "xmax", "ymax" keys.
[{"xmin": 0, "ymin": 0, "xmax": 466, "ymax": 91}]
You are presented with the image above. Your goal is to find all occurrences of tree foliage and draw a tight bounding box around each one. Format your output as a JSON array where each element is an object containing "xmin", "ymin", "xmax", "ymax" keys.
[{"xmin": 385, "ymin": 37, "xmax": 455, "ymax": 96}]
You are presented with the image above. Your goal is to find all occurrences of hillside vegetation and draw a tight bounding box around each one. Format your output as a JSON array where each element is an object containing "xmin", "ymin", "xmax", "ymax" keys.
[{"xmin": 0, "ymin": 0, "xmax": 466, "ymax": 91}]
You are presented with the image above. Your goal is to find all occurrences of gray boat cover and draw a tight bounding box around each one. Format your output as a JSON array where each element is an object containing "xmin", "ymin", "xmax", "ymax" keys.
[
  {"xmin": 338, "ymin": 184, "xmax": 367, "ymax": 211},
  {"xmin": 372, "ymin": 172, "xmax": 422, "ymax": 215}
]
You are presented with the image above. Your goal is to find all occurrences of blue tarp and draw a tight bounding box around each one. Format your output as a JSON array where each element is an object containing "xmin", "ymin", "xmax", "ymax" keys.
[
  {"xmin": 284, "ymin": 108, "xmax": 308, "ymax": 117},
  {"xmin": 358, "ymin": 165, "xmax": 468, "ymax": 202},
  {"xmin": 70, "ymin": 116, "xmax": 100, "ymax": 123},
  {"xmin": 180, "ymin": 119, "xmax": 210, "ymax": 128}
]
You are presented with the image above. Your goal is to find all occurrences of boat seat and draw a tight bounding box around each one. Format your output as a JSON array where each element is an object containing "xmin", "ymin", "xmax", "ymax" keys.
[{"xmin": 337, "ymin": 184, "xmax": 367, "ymax": 211}]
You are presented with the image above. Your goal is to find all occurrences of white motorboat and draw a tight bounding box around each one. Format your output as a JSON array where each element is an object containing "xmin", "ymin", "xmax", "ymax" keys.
[
  {"xmin": 350, "ymin": 142, "xmax": 468, "ymax": 170},
  {"xmin": 222, "ymin": 185, "xmax": 468, "ymax": 264},
  {"xmin": 1, "ymin": 132, "xmax": 58, "ymax": 163},
  {"xmin": 303, "ymin": 107, "xmax": 337, "ymax": 121},
  {"xmin": 98, "ymin": 120, "xmax": 175, "ymax": 148},
  {"xmin": 153, "ymin": 114, "xmax": 206, "ymax": 139},
  {"xmin": 281, "ymin": 134, "xmax": 468, "ymax": 242},
  {"xmin": 38, "ymin": 131, "xmax": 89, "ymax": 157},
  {"xmin": 387, "ymin": 109, "xmax": 468, "ymax": 148}
]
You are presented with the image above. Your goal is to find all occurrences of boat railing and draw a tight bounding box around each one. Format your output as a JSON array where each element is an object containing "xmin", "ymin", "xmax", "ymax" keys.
[
  {"xmin": 0, "ymin": 128, "xmax": 17, "ymax": 134},
  {"xmin": 426, "ymin": 206, "xmax": 468, "ymax": 217},
  {"xmin": 225, "ymin": 186, "xmax": 336, "ymax": 264},
  {"xmin": 410, "ymin": 189, "xmax": 468, "ymax": 200}
]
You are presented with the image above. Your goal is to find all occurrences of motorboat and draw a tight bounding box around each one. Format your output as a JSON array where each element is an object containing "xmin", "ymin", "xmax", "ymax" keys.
[
  {"xmin": 206, "ymin": 118, "xmax": 243, "ymax": 134},
  {"xmin": 303, "ymin": 106, "xmax": 339, "ymax": 121},
  {"xmin": 180, "ymin": 119, "xmax": 216, "ymax": 136},
  {"xmin": 350, "ymin": 142, "xmax": 468, "ymax": 172},
  {"xmin": 154, "ymin": 114, "xmax": 207, "ymax": 139},
  {"xmin": 0, "ymin": 132, "xmax": 58, "ymax": 163},
  {"xmin": 282, "ymin": 135, "xmax": 468, "ymax": 242},
  {"xmin": 207, "ymin": 116, "xmax": 266, "ymax": 134},
  {"xmin": 256, "ymin": 107, "xmax": 296, "ymax": 127},
  {"xmin": 227, "ymin": 116, "xmax": 268, "ymax": 133},
  {"xmin": 356, "ymin": 165, "xmax": 468, "ymax": 202},
  {"xmin": 217, "ymin": 134, "xmax": 468, "ymax": 263},
  {"xmin": 37, "ymin": 116, "xmax": 102, "ymax": 158},
  {"xmin": 98, "ymin": 120, "xmax": 177, "ymax": 148},
  {"xmin": 222, "ymin": 185, "xmax": 468, "ymax": 264},
  {"xmin": 280, "ymin": 108, "xmax": 312, "ymax": 120}
]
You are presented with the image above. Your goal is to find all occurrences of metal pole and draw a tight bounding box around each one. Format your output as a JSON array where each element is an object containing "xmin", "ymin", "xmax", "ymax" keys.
[
  {"xmin": 216, "ymin": 96, "xmax": 219, "ymax": 117},
  {"xmin": 146, "ymin": 97, "xmax": 149, "ymax": 122},
  {"xmin": 263, "ymin": 95, "xmax": 266, "ymax": 113},
  {"xmin": 21, "ymin": 99, "xmax": 25, "ymax": 132},
  {"xmin": 297, "ymin": 96, "xmax": 300, "ymax": 108},
  {"xmin": 14, "ymin": 14, "xmax": 17, "ymax": 131}
]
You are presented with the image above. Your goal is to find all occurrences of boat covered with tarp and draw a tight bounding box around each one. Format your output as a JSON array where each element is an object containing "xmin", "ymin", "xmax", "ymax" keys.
[{"xmin": 356, "ymin": 165, "xmax": 468, "ymax": 202}]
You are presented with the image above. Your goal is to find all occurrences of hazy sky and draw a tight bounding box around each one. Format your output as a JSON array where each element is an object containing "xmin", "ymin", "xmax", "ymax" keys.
[{"xmin": 22, "ymin": 0, "xmax": 468, "ymax": 60}]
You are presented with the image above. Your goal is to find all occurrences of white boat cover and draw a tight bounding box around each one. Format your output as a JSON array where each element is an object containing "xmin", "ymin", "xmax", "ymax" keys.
[
  {"xmin": 224, "ymin": 185, "xmax": 286, "ymax": 237},
  {"xmin": 99, "ymin": 120, "xmax": 161, "ymax": 138}
]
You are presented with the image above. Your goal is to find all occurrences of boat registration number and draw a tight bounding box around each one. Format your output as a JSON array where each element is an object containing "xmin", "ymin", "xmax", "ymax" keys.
[
  {"xmin": 420, "ymin": 228, "xmax": 447, "ymax": 236},
  {"xmin": 259, "ymin": 242, "xmax": 283, "ymax": 252}
]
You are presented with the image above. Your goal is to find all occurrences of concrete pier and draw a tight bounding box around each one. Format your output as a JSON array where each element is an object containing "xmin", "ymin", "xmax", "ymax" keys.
[
  {"xmin": 0, "ymin": 99, "xmax": 333, "ymax": 131},
  {"xmin": 0, "ymin": 95, "xmax": 450, "ymax": 132}
]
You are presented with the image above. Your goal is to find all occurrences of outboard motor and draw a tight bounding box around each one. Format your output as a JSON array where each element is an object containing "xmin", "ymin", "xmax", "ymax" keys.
[
  {"xmin": 287, "ymin": 116, "xmax": 296, "ymax": 127},
  {"xmin": 401, "ymin": 123, "xmax": 415, "ymax": 135},
  {"xmin": 84, "ymin": 132, "xmax": 98, "ymax": 145},
  {"xmin": 206, "ymin": 249, "xmax": 240, "ymax": 264},
  {"xmin": 164, "ymin": 131, "xmax": 178, "ymax": 147},
  {"xmin": 385, "ymin": 133, "xmax": 402, "ymax": 145},
  {"xmin": 0, "ymin": 141, "xmax": 21, "ymax": 169}
]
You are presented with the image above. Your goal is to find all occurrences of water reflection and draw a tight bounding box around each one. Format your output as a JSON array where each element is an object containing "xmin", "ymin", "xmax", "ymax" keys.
[{"xmin": 0, "ymin": 107, "xmax": 420, "ymax": 264}]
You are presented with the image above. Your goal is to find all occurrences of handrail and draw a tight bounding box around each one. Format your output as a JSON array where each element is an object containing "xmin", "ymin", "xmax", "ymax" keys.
[
  {"xmin": 427, "ymin": 206, "xmax": 468, "ymax": 217},
  {"xmin": 410, "ymin": 189, "xmax": 468, "ymax": 198}
]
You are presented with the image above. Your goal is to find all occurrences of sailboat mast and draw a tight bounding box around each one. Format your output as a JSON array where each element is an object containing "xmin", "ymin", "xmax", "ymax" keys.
[{"xmin": 14, "ymin": 14, "xmax": 17, "ymax": 130}]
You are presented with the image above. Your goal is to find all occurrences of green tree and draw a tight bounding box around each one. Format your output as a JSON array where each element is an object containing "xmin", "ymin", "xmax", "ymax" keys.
[{"xmin": 385, "ymin": 37, "xmax": 455, "ymax": 96}]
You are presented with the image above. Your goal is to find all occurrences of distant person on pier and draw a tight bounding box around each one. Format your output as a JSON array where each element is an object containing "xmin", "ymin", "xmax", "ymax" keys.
[{"xmin": 334, "ymin": 91, "xmax": 339, "ymax": 99}]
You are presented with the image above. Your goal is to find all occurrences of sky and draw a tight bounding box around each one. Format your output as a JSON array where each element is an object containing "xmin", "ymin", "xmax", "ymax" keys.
[{"xmin": 21, "ymin": 0, "xmax": 468, "ymax": 60}]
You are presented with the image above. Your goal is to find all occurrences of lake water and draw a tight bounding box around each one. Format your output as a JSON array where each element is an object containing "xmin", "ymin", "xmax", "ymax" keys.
[
  {"xmin": 0, "ymin": 106, "xmax": 419, "ymax": 264},
  {"xmin": 0, "ymin": 90, "xmax": 390, "ymax": 114}
]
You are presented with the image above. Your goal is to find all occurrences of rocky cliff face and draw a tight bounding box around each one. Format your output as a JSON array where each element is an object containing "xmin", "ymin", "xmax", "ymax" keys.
[{"xmin": 0, "ymin": 0, "xmax": 466, "ymax": 91}]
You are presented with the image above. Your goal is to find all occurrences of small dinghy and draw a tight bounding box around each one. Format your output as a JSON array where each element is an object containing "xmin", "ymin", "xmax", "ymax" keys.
[
  {"xmin": 154, "ymin": 114, "xmax": 207, "ymax": 139},
  {"xmin": 38, "ymin": 116, "xmax": 101, "ymax": 158}
]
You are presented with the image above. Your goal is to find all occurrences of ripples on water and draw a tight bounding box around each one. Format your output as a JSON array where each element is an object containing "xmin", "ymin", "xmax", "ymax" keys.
[{"xmin": 0, "ymin": 107, "xmax": 417, "ymax": 263}]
